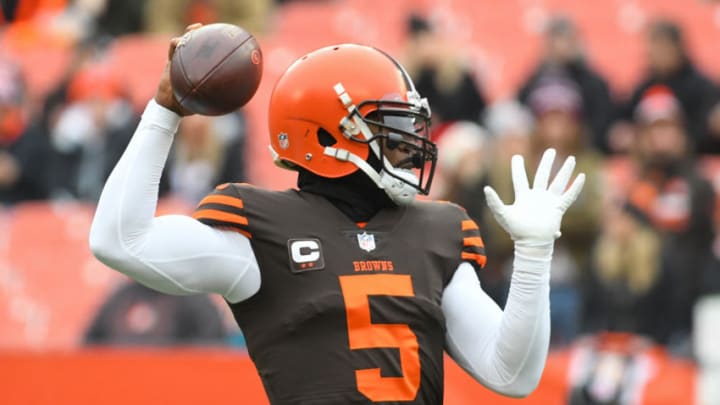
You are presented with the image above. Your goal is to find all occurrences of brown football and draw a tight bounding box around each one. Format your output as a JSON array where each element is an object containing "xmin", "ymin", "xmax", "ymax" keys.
[{"xmin": 170, "ymin": 23, "xmax": 263, "ymax": 116}]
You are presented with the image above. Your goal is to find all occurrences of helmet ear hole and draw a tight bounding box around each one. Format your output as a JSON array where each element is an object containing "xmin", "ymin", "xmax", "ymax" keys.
[{"xmin": 317, "ymin": 128, "xmax": 337, "ymax": 146}]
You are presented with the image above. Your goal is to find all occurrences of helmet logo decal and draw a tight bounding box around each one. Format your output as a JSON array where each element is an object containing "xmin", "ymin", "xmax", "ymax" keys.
[
  {"xmin": 357, "ymin": 232, "xmax": 376, "ymax": 252},
  {"xmin": 278, "ymin": 132, "xmax": 289, "ymax": 149}
]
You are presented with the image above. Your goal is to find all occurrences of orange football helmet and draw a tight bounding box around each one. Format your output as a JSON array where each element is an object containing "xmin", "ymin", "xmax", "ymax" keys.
[{"xmin": 268, "ymin": 44, "xmax": 437, "ymax": 203}]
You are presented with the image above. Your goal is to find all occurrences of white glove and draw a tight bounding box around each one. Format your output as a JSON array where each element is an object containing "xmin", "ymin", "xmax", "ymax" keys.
[{"xmin": 484, "ymin": 148, "xmax": 585, "ymax": 244}]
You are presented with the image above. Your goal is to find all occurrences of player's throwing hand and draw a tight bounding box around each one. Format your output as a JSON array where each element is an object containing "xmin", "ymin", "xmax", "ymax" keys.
[{"xmin": 153, "ymin": 23, "xmax": 203, "ymax": 116}]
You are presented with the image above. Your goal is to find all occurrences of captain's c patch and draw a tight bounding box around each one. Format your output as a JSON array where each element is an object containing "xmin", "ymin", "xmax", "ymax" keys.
[{"xmin": 287, "ymin": 238, "xmax": 325, "ymax": 273}]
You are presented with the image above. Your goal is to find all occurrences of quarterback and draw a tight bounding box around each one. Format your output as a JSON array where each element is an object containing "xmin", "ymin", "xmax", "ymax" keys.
[{"xmin": 90, "ymin": 29, "xmax": 584, "ymax": 404}]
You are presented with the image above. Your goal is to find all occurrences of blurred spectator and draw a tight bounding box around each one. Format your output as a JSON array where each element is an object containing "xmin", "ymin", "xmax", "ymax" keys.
[
  {"xmin": 614, "ymin": 19, "xmax": 720, "ymax": 154},
  {"xmin": 583, "ymin": 202, "xmax": 667, "ymax": 342},
  {"xmin": 213, "ymin": 112, "xmax": 248, "ymax": 185},
  {"xmin": 527, "ymin": 76, "xmax": 604, "ymax": 268},
  {"xmin": 518, "ymin": 15, "xmax": 614, "ymax": 153},
  {"xmin": 710, "ymin": 101, "xmax": 720, "ymax": 142},
  {"xmin": 430, "ymin": 121, "xmax": 490, "ymax": 224},
  {"xmin": 0, "ymin": 0, "xmax": 67, "ymax": 24},
  {"xmin": 484, "ymin": 100, "xmax": 534, "ymax": 160},
  {"xmin": 522, "ymin": 77, "xmax": 604, "ymax": 345},
  {"xmin": 0, "ymin": 1, "xmax": 80, "ymax": 50},
  {"xmin": 95, "ymin": 0, "xmax": 145, "ymax": 37},
  {"xmin": 0, "ymin": 60, "xmax": 51, "ymax": 205},
  {"xmin": 402, "ymin": 14, "xmax": 486, "ymax": 129},
  {"xmin": 40, "ymin": 38, "xmax": 109, "ymax": 135},
  {"xmin": 168, "ymin": 113, "xmax": 247, "ymax": 204},
  {"xmin": 48, "ymin": 63, "xmax": 140, "ymax": 202},
  {"xmin": 2, "ymin": 0, "xmax": 144, "ymax": 42},
  {"xmin": 85, "ymin": 281, "xmax": 228, "ymax": 346},
  {"xmin": 46, "ymin": 0, "xmax": 108, "ymax": 44},
  {"xmin": 566, "ymin": 333, "xmax": 693, "ymax": 405},
  {"xmin": 144, "ymin": 0, "xmax": 271, "ymax": 36},
  {"xmin": 623, "ymin": 87, "xmax": 719, "ymax": 346}
]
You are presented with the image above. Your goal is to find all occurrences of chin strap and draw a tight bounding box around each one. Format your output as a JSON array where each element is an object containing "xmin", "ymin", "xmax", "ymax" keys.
[{"xmin": 324, "ymin": 146, "xmax": 418, "ymax": 205}]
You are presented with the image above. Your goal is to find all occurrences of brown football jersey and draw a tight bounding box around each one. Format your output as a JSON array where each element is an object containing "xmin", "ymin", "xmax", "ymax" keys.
[{"xmin": 193, "ymin": 183, "xmax": 486, "ymax": 404}]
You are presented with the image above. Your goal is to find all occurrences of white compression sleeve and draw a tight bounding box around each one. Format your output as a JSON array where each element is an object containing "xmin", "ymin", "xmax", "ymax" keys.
[
  {"xmin": 441, "ymin": 242, "xmax": 552, "ymax": 397},
  {"xmin": 89, "ymin": 100, "xmax": 261, "ymax": 303}
]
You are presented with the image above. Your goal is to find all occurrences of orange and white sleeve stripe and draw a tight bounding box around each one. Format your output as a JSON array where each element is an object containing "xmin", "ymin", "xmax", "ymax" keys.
[
  {"xmin": 192, "ymin": 184, "xmax": 251, "ymax": 239},
  {"xmin": 461, "ymin": 219, "xmax": 486, "ymax": 269}
]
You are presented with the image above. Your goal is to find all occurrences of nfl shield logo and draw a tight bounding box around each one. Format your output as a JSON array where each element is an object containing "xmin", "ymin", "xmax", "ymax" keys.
[
  {"xmin": 278, "ymin": 133, "xmax": 289, "ymax": 149},
  {"xmin": 357, "ymin": 232, "xmax": 376, "ymax": 252}
]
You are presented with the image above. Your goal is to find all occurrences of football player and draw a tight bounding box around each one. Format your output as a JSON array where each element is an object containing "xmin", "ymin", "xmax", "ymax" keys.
[{"xmin": 90, "ymin": 26, "xmax": 585, "ymax": 404}]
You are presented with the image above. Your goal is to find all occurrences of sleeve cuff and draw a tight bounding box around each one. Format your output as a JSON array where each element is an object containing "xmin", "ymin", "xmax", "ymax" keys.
[
  {"xmin": 141, "ymin": 99, "xmax": 181, "ymax": 133},
  {"xmin": 513, "ymin": 241, "xmax": 553, "ymax": 276}
]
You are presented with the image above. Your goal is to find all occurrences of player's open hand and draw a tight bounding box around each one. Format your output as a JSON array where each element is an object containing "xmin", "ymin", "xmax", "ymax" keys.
[
  {"xmin": 484, "ymin": 148, "xmax": 585, "ymax": 244},
  {"xmin": 154, "ymin": 23, "xmax": 203, "ymax": 116}
]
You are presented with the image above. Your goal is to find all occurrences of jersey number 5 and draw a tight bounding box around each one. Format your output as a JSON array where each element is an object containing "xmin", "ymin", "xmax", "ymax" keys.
[{"xmin": 338, "ymin": 274, "xmax": 420, "ymax": 402}]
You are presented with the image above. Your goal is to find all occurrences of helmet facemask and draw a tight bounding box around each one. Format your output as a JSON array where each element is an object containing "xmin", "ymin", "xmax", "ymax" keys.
[
  {"xmin": 327, "ymin": 85, "xmax": 438, "ymax": 204},
  {"xmin": 357, "ymin": 101, "xmax": 437, "ymax": 194}
]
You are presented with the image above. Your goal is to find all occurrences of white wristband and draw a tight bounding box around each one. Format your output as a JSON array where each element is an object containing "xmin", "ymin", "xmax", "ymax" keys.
[
  {"xmin": 513, "ymin": 241, "xmax": 553, "ymax": 277},
  {"xmin": 141, "ymin": 99, "xmax": 182, "ymax": 133}
]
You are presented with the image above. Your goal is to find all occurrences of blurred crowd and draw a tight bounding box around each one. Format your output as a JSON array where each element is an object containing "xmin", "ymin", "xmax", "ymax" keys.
[
  {"xmin": 410, "ymin": 14, "xmax": 720, "ymax": 358},
  {"xmin": 1, "ymin": 1, "xmax": 720, "ymax": 361},
  {"xmin": 0, "ymin": 0, "xmax": 266, "ymax": 348},
  {"xmin": 0, "ymin": 0, "xmax": 263, "ymax": 207}
]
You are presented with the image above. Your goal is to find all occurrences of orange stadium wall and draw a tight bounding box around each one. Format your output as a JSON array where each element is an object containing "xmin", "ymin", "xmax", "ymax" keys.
[
  {"xmin": 0, "ymin": 350, "xmax": 582, "ymax": 405},
  {"xmin": 0, "ymin": 349, "xmax": 695, "ymax": 405}
]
